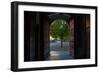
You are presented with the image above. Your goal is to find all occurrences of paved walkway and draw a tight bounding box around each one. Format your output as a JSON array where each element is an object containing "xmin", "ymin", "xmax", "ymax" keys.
[
  {"xmin": 49, "ymin": 41, "xmax": 73, "ymax": 60},
  {"xmin": 50, "ymin": 41, "xmax": 70, "ymax": 51},
  {"xmin": 49, "ymin": 51, "xmax": 73, "ymax": 60}
]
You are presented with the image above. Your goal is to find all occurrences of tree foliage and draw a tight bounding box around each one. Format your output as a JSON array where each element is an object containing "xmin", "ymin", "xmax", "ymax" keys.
[{"xmin": 50, "ymin": 19, "xmax": 69, "ymax": 41}]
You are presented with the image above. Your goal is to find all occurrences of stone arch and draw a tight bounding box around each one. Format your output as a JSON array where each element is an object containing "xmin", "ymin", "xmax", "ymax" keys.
[{"xmin": 43, "ymin": 13, "xmax": 72, "ymax": 60}]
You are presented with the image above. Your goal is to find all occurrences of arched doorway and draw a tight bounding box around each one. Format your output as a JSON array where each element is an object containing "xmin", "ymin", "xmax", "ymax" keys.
[
  {"xmin": 49, "ymin": 19, "xmax": 73, "ymax": 60},
  {"xmin": 36, "ymin": 13, "xmax": 74, "ymax": 60}
]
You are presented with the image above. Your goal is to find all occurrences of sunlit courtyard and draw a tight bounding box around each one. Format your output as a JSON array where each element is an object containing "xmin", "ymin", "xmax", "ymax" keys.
[{"xmin": 49, "ymin": 19, "xmax": 74, "ymax": 60}]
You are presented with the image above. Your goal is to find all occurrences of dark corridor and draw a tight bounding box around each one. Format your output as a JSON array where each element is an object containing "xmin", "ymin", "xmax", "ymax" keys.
[{"xmin": 24, "ymin": 11, "xmax": 90, "ymax": 62}]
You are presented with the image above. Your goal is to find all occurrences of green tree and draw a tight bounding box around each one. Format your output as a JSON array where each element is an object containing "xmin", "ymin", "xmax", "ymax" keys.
[{"xmin": 50, "ymin": 19, "xmax": 69, "ymax": 48}]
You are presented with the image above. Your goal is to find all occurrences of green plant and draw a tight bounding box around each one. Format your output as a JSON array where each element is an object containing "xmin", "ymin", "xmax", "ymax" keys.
[{"xmin": 50, "ymin": 19, "xmax": 69, "ymax": 48}]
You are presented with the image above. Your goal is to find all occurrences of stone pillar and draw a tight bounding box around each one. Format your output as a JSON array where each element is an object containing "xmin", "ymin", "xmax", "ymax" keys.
[
  {"xmin": 42, "ymin": 15, "xmax": 50, "ymax": 60},
  {"xmin": 69, "ymin": 18, "xmax": 74, "ymax": 57}
]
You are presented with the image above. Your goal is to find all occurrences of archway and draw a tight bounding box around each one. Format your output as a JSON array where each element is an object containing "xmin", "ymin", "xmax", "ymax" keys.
[{"xmin": 49, "ymin": 19, "xmax": 73, "ymax": 60}]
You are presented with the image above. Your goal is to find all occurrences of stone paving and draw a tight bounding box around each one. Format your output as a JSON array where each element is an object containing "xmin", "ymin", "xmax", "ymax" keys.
[{"xmin": 49, "ymin": 41, "xmax": 73, "ymax": 60}]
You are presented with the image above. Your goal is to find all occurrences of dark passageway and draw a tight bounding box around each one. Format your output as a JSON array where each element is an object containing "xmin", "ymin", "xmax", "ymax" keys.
[{"xmin": 24, "ymin": 11, "xmax": 90, "ymax": 61}]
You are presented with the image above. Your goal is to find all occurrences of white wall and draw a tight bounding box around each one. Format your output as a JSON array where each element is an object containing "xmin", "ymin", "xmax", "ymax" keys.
[{"xmin": 0, "ymin": 0, "xmax": 99, "ymax": 73}]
